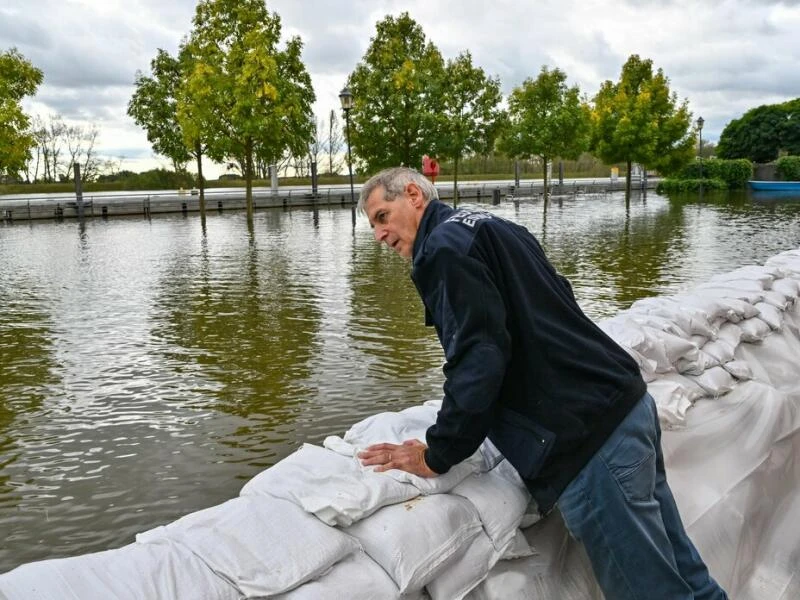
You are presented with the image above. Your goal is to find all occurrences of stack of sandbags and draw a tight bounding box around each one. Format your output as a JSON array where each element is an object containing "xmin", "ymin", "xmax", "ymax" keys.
[
  {"xmin": 466, "ymin": 250, "xmax": 800, "ymax": 600},
  {"xmin": 597, "ymin": 260, "xmax": 800, "ymax": 427},
  {"xmin": 239, "ymin": 400, "xmax": 537, "ymax": 599},
  {"xmin": 0, "ymin": 401, "xmax": 537, "ymax": 600}
]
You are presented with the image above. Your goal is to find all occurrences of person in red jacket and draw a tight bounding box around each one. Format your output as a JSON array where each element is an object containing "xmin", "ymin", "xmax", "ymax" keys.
[{"xmin": 357, "ymin": 166, "xmax": 727, "ymax": 600}]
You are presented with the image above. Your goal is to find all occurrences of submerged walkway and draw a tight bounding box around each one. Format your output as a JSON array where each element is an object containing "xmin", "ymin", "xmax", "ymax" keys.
[{"xmin": 0, "ymin": 178, "xmax": 657, "ymax": 222}]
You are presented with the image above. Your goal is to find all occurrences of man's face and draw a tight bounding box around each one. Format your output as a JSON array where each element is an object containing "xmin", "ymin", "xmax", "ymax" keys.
[{"xmin": 364, "ymin": 183, "xmax": 426, "ymax": 259}]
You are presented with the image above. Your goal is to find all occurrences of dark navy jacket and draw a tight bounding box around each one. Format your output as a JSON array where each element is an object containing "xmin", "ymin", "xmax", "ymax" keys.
[{"xmin": 412, "ymin": 200, "xmax": 646, "ymax": 512}]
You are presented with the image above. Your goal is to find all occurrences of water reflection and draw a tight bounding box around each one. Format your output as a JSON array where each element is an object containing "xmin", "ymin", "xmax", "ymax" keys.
[{"xmin": 1, "ymin": 192, "xmax": 799, "ymax": 572}]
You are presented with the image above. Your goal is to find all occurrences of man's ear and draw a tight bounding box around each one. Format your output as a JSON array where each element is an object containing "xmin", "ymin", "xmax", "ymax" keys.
[{"xmin": 405, "ymin": 182, "xmax": 425, "ymax": 208}]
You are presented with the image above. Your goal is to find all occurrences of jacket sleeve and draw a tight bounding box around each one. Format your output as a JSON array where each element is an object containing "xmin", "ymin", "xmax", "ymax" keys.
[{"xmin": 416, "ymin": 246, "xmax": 512, "ymax": 474}]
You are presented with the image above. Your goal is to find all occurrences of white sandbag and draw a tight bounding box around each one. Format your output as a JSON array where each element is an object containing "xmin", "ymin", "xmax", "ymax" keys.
[
  {"xmin": 722, "ymin": 360, "xmax": 753, "ymax": 381},
  {"xmin": 717, "ymin": 322, "xmax": 743, "ymax": 349},
  {"xmin": 340, "ymin": 409, "xmax": 485, "ymax": 492},
  {"xmin": 630, "ymin": 297, "xmax": 717, "ymax": 338},
  {"xmin": 765, "ymin": 251, "xmax": 800, "ymax": 276},
  {"xmin": 272, "ymin": 551, "xmax": 418, "ymax": 600},
  {"xmin": 771, "ymin": 277, "xmax": 800, "ymax": 301},
  {"xmin": 695, "ymin": 282, "xmax": 765, "ymax": 305},
  {"xmin": 754, "ymin": 302, "xmax": 783, "ymax": 330},
  {"xmin": 687, "ymin": 366, "xmax": 737, "ymax": 398},
  {"xmin": 344, "ymin": 494, "xmax": 483, "ymax": 594},
  {"xmin": 620, "ymin": 345, "xmax": 658, "ymax": 381},
  {"xmin": 597, "ymin": 317, "xmax": 649, "ymax": 353},
  {"xmin": 761, "ymin": 289, "xmax": 792, "ymax": 310},
  {"xmin": 625, "ymin": 312, "xmax": 691, "ymax": 339},
  {"xmin": 713, "ymin": 296, "xmax": 760, "ymax": 323},
  {"xmin": 647, "ymin": 375, "xmax": 702, "ymax": 427},
  {"xmin": 0, "ymin": 539, "xmax": 240, "ymax": 600},
  {"xmin": 676, "ymin": 348, "xmax": 720, "ymax": 375},
  {"xmin": 710, "ymin": 266, "xmax": 776, "ymax": 288},
  {"xmin": 136, "ymin": 496, "xmax": 360, "ymax": 597},
  {"xmin": 426, "ymin": 531, "xmax": 498, "ymax": 600},
  {"xmin": 701, "ymin": 340, "xmax": 736, "ymax": 365},
  {"xmin": 738, "ymin": 316, "xmax": 772, "ymax": 343},
  {"xmin": 239, "ymin": 443, "xmax": 419, "ymax": 526},
  {"xmin": 641, "ymin": 326, "xmax": 699, "ymax": 366},
  {"xmin": 450, "ymin": 459, "xmax": 532, "ymax": 552},
  {"xmin": 465, "ymin": 510, "xmax": 601, "ymax": 600},
  {"xmin": 344, "ymin": 410, "xmax": 434, "ymax": 447},
  {"xmin": 676, "ymin": 294, "xmax": 733, "ymax": 323}
]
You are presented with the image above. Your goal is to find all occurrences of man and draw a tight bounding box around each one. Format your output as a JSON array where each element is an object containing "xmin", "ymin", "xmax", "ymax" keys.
[{"xmin": 357, "ymin": 167, "xmax": 726, "ymax": 600}]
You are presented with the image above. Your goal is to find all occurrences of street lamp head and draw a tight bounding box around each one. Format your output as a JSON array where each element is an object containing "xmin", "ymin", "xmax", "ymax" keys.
[
  {"xmin": 339, "ymin": 87, "xmax": 354, "ymax": 112},
  {"xmin": 696, "ymin": 116, "xmax": 704, "ymax": 131}
]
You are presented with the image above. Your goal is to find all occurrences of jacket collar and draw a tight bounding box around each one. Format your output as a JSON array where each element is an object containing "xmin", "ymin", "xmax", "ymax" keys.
[{"xmin": 412, "ymin": 200, "xmax": 454, "ymax": 262}]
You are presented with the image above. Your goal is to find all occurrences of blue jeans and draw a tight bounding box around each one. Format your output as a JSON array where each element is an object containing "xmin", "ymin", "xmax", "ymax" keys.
[{"xmin": 557, "ymin": 393, "xmax": 728, "ymax": 600}]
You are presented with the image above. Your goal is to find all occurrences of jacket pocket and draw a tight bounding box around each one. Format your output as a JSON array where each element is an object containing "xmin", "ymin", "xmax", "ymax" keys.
[{"xmin": 489, "ymin": 408, "xmax": 555, "ymax": 480}]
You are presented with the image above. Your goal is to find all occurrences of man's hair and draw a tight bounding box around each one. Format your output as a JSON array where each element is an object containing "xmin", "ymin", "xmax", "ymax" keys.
[{"xmin": 357, "ymin": 167, "xmax": 439, "ymax": 213}]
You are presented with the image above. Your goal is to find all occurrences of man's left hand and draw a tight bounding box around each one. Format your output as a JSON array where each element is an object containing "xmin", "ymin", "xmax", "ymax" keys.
[{"xmin": 358, "ymin": 439, "xmax": 438, "ymax": 477}]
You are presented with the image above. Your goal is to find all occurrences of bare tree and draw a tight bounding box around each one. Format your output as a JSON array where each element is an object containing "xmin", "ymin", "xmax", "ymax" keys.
[
  {"xmin": 65, "ymin": 123, "xmax": 101, "ymax": 181},
  {"xmin": 326, "ymin": 109, "xmax": 344, "ymax": 175},
  {"xmin": 38, "ymin": 115, "xmax": 67, "ymax": 182},
  {"xmin": 24, "ymin": 115, "xmax": 45, "ymax": 182}
]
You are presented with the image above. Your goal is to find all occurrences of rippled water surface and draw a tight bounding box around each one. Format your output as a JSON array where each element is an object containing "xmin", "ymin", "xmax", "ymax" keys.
[{"xmin": 1, "ymin": 190, "xmax": 799, "ymax": 571}]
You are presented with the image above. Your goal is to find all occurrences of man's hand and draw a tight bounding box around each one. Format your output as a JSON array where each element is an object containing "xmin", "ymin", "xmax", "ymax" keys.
[{"xmin": 358, "ymin": 439, "xmax": 438, "ymax": 477}]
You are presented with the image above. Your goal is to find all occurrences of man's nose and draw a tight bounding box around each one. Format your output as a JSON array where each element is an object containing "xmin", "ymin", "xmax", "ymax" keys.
[{"xmin": 374, "ymin": 227, "xmax": 387, "ymax": 242}]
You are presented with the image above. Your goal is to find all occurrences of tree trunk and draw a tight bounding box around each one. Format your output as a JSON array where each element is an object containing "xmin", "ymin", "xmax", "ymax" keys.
[
  {"xmin": 453, "ymin": 156, "xmax": 459, "ymax": 209},
  {"xmin": 542, "ymin": 156, "xmax": 549, "ymax": 207},
  {"xmin": 195, "ymin": 142, "xmax": 206, "ymax": 222},
  {"xmin": 625, "ymin": 160, "xmax": 632, "ymax": 203},
  {"xmin": 245, "ymin": 136, "xmax": 254, "ymax": 220}
]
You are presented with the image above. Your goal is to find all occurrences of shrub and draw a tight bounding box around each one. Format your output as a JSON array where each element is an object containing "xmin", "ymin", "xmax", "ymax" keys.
[
  {"xmin": 776, "ymin": 156, "xmax": 800, "ymax": 181},
  {"xmin": 677, "ymin": 158, "xmax": 752, "ymax": 189},
  {"xmin": 656, "ymin": 178, "xmax": 728, "ymax": 193}
]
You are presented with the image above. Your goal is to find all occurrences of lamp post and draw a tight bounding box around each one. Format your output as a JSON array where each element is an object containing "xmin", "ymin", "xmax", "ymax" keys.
[
  {"xmin": 339, "ymin": 86, "xmax": 355, "ymax": 225},
  {"xmin": 696, "ymin": 116, "xmax": 704, "ymax": 181}
]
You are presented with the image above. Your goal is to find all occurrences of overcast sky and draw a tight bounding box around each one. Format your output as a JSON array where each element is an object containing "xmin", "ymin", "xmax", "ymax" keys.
[{"xmin": 3, "ymin": 0, "xmax": 799, "ymax": 177}]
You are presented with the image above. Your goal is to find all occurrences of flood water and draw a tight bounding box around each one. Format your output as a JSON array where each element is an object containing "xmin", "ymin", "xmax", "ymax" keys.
[{"xmin": 1, "ymin": 189, "xmax": 799, "ymax": 572}]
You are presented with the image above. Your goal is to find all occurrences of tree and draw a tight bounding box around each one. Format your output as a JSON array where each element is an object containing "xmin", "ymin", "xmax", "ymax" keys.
[
  {"xmin": 65, "ymin": 123, "xmax": 101, "ymax": 181},
  {"xmin": 347, "ymin": 13, "xmax": 445, "ymax": 172},
  {"xmin": 435, "ymin": 51, "xmax": 504, "ymax": 206},
  {"xmin": 591, "ymin": 55, "xmax": 695, "ymax": 197},
  {"xmin": 717, "ymin": 99, "xmax": 800, "ymax": 162},
  {"xmin": 128, "ymin": 47, "xmax": 211, "ymax": 216},
  {"xmin": 128, "ymin": 49, "xmax": 193, "ymax": 173},
  {"xmin": 180, "ymin": 0, "xmax": 315, "ymax": 218},
  {"xmin": 325, "ymin": 109, "xmax": 344, "ymax": 175},
  {"xmin": 0, "ymin": 48, "xmax": 43, "ymax": 180},
  {"xmin": 499, "ymin": 66, "xmax": 591, "ymax": 201}
]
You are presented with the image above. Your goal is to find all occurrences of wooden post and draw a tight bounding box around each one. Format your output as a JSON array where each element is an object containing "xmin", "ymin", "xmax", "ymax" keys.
[{"xmin": 74, "ymin": 163, "xmax": 84, "ymax": 220}]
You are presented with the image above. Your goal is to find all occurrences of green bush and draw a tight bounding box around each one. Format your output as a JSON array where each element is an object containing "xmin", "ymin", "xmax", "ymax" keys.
[
  {"xmin": 776, "ymin": 156, "xmax": 800, "ymax": 181},
  {"xmin": 678, "ymin": 159, "xmax": 752, "ymax": 189},
  {"xmin": 656, "ymin": 177, "xmax": 728, "ymax": 193}
]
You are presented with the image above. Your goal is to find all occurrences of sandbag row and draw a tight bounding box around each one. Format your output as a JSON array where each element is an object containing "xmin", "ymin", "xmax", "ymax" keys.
[{"xmin": 598, "ymin": 254, "xmax": 800, "ymax": 427}]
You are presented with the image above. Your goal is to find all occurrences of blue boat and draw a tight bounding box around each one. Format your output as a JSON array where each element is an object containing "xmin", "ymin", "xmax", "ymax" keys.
[{"xmin": 749, "ymin": 180, "xmax": 800, "ymax": 191}]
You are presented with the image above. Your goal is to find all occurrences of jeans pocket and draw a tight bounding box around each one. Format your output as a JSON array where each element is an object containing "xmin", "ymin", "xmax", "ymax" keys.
[{"xmin": 607, "ymin": 446, "xmax": 656, "ymax": 503}]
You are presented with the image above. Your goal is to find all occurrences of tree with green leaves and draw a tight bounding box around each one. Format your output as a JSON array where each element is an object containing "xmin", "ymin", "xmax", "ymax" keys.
[
  {"xmin": 130, "ymin": 47, "xmax": 212, "ymax": 216},
  {"xmin": 347, "ymin": 13, "xmax": 445, "ymax": 173},
  {"xmin": 0, "ymin": 48, "xmax": 43, "ymax": 181},
  {"xmin": 499, "ymin": 66, "xmax": 590, "ymax": 199},
  {"xmin": 436, "ymin": 51, "xmax": 504, "ymax": 206},
  {"xmin": 128, "ymin": 49, "xmax": 193, "ymax": 174},
  {"xmin": 717, "ymin": 99, "xmax": 800, "ymax": 163},
  {"xmin": 591, "ymin": 54, "xmax": 695, "ymax": 197},
  {"xmin": 180, "ymin": 0, "xmax": 315, "ymax": 217}
]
